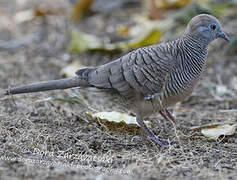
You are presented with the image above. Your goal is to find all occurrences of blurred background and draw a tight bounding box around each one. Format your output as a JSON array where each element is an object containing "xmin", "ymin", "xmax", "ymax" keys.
[
  {"xmin": 0, "ymin": 0, "xmax": 236, "ymax": 104},
  {"xmin": 0, "ymin": 0, "xmax": 236, "ymax": 179}
]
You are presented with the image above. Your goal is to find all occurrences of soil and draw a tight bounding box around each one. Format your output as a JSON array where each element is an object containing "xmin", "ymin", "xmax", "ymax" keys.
[{"xmin": 0, "ymin": 1, "xmax": 236, "ymax": 180}]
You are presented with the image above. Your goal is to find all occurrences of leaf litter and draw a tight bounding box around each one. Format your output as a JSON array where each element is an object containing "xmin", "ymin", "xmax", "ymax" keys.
[
  {"xmin": 191, "ymin": 123, "xmax": 237, "ymax": 141},
  {"xmin": 1, "ymin": 0, "xmax": 237, "ymax": 179}
]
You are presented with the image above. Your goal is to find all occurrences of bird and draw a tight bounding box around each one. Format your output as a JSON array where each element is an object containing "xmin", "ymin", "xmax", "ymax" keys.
[{"xmin": 1, "ymin": 14, "xmax": 230, "ymax": 148}]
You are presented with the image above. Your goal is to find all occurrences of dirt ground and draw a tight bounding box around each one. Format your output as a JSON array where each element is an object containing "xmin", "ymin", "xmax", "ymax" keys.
[{"xmin": 0, "ymin": 1, "xmax": 237, "ymax": 180}]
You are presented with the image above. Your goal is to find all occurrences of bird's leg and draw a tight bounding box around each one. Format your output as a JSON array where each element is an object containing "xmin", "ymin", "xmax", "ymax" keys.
[
  {"xmin": 136, "ymin": 116, "xmax": 168, "ymax": 148},
  {"xmin": 144, "ymin": 93, "xmax": 164, "ymax": 113},
  {"xmin": 145, "ymin": 94, "xmax": 176, "ymax": 124},
  {"xmin": 159, "ymin": 109, "xmax": 179, "ymax": 145},
  {"xmin": 159, "ymin": 109, "xmax": 176, "ymax": 124}
]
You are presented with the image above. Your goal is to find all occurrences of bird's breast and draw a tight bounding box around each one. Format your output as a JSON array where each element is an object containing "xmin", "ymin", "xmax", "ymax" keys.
[{"xmin": 162, "ymin": 74, "xmax": 202, "ymax": 107}]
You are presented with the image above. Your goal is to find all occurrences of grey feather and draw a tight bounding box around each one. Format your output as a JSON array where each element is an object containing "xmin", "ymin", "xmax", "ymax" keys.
[
  {"xmin": 2, "ymin": 14, "xmax": 230, "ymax": 147},
  {"xmin": 88, "ymin": 46, "xmax": 175, "ymax": 98}
]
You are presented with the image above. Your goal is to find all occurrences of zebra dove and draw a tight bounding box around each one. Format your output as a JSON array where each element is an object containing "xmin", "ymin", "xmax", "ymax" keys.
[{"xmin": 1, "ymin": 14, "xmax": 230, "ymax": 147}]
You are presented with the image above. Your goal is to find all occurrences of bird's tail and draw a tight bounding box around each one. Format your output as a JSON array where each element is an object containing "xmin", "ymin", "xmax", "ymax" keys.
[{"xmin": 1, "ymin": 76, "xmax": 91, "ymax": 97}]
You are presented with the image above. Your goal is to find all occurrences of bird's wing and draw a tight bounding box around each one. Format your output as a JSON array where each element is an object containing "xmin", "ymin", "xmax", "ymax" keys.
[{"xmin": 86, "ymin": 44, "xmax": 176, "ymax": 98}]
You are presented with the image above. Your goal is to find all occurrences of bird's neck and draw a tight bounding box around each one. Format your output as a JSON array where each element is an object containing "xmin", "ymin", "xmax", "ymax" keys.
[
  {"xmin": 178, "ymin": 34, "xmax": 209, "ymax": 65},
  {"xmin": 182, "ymin": 33, "xmax": 209, "ymax": 51}
]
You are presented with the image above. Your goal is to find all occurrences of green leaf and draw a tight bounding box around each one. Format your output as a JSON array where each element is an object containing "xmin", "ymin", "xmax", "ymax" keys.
[
  {"xmin": 68, "ymin": 27, "xmax": 162, "ymax": 53},
  {"xmin": 117, "ymin": 28, "xmax": 162, "ymax": 50}
]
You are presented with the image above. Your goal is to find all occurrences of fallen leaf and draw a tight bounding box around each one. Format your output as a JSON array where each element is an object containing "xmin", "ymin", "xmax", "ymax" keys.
[
  {"xmin": 116, "ymin": 25, "xmax": 131, "ymax": 36},
  {"xmin": 14, "ymin": 9, "xmax": 34, "ymax": 24},
  {"xmin": 173, "ymin": 108, "xmax": 191, "ymax": 113},
  {"xmin": 92, "ymin": 111, "xmax": 137, "ymax": 124},
  {"xmin": 34, "ymin": 2, "xmax": 67, "ymax": 17},
  {"xmin": 71, "ymin": 0, "xmax": 94, "ymax": 22},
  {"xmin": 60, "ymin": 61, "xmax": 85, "ymax": 77},
  {"xmin": 155, "ymin": 0, "xmax": 192, "ymax": 9},
  {"xmin": 133, "ymin": 14, "xmax": 174, "ymax": 32},
  {"xmin": 191, "ymin": 123, "xmax": 223, "ymax": 131},
  {"xmin": 144, "ymin": 0, "xmax": 163, "ymax": 20},
  {"xmin": 68, "ymin": 30, "xmax": 103, "ymax": 53},
  {"xmin": 118, "ymin": 28, "xmax": 162, "ymax": 50},
  {"xmin": 88, "ymin": 111, "xmax": 151, "ymax": 133},
  {"xmin": 68, "ymin": 27, "xmax": 162, "ymax": 53},
  {"xmin": 191, "ymin": 123, "xmax": 237, "ymax": 141}
]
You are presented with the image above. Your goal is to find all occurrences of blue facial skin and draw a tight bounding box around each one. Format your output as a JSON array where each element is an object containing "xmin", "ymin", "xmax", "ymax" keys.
[{"xmin": 196, "ymin": 23, "xmax": 230, "ymax": 43}]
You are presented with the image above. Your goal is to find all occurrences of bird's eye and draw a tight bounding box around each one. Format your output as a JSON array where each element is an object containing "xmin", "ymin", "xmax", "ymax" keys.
[{"xmin": 210, "ymin": 24, "xmax": 216, "ymax": 30}]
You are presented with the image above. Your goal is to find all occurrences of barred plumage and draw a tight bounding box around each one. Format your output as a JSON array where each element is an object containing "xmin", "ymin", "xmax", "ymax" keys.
[
  {"xmin": 2, "ymin": 14, "xmax": 230, "ymax": 147},
  {"xmin": 162, "ymin": 35, "xmax": 208, "ymax": 101}
]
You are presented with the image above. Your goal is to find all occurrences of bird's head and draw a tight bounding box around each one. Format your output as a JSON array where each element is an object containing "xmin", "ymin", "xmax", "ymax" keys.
[{"xmin": 185, "ymin": 14, "xmax": 230, "ymax": 43}]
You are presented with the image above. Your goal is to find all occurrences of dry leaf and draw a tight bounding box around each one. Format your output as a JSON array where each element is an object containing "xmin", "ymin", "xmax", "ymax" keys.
[
  {"xmin": 155, "ymin": 0, "xmax": 192, "ymax": 9},
  {"xmin": 191, "ymin": 123, "xmax": 237, "ymax": 140},
  {"xmin": 34, "ymin": 3, "xmax": 67, "ymax": 17},
  {"xmin": 71, "ymin": 0, "xmax": 94, "ymax": 22},
  {"xmin": 15, "ymin": 0, "xmax": 71, "ymax": 22},
  {"xmin": 88, "ymin": 111, "xmax": 151, "ymax": 133},
  {"xmin": 93, "ymin": 111, "xmax": 137, "ymax": 124},
  {"xmin": 14, "ymin": 9, "xmax": 34, "ymax": 24},
  {"xmin": 133, "ymin": 15, "xmax": 174, "ymax": 32},
  {"xmin": 69, "ymin": 27, "xmax": 162, "ymax": 53},
  {"xmin": 116, "ymin": 25, "xmax": 131, "ymax": 36},
  {"xmin": 68, "ymin": 30, "xmax": 102, "ymax": 53},
  {"xmin": 118, "ymin": 28, "xmax": 162, "ymax": 50},
  {"xmin": 144, "ymin": 0, "xmax": 162, "ymax": 20},
  {"xmin": 60, "ymin": 61, "xmax": 85, "ymax": 77}
]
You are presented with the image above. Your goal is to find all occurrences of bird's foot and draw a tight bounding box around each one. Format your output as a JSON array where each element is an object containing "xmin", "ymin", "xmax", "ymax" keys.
[
  {"xmin": 134, "ymin": 135, "xmax": 175, "ymax": 148},
  {"xmin": 137, "ymin": 115, "xmax": 174, "ymax": 148},
  {"xmin": 147, "ymin": 134, "xmax": 170, "ymax": 148},
  {"xmin": 147, "ymin": 135, "xmax": 178, "ymax": 148}
]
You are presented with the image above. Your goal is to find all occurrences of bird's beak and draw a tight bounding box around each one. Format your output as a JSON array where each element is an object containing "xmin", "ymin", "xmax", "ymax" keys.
[{"xmin": 217, "ymin": 31, "xmax": 230, "ymax": 42}]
